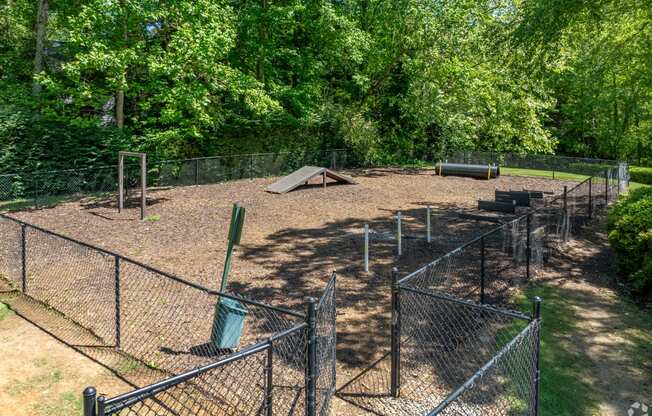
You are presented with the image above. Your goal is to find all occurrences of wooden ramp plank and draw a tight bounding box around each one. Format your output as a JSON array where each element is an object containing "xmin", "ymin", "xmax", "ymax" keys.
[{"xmin": 266, "ymin": 166, "xmax": 355, "ymax": 194}]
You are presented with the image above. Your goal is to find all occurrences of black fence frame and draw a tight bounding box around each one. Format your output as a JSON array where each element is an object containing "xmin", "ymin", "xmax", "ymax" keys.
[
  {"xmin": 387, "ymin": 165, "xmax": 624, "ymax": 415},
  {"xmin": 0, "ymin": 212, "xmax": 337, "ymax": 416}
]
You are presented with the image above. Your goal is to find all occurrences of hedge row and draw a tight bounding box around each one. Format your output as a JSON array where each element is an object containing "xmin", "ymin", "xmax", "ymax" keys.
[
  {"xmin": 629, "ymin": 166, "xmax": 652, "ymax": 185},
  {"xmin": 608, "ymin": 187, "xmax": 652, "ymax": 300}
]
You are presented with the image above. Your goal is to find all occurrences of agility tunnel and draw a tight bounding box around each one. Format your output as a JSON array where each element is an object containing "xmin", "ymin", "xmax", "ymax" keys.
[{"xmin": 435, "ymin": 162, "xmax": 500, "ymax": 179}]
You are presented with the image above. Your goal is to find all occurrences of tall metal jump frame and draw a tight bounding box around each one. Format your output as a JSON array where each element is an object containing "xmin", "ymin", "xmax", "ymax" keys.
[{"xmin": 117, "ymin": 151, "xmax": 147, "ymax": 220}]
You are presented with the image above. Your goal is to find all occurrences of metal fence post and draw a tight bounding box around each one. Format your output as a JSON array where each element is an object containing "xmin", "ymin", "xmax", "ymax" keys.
[
  {"xmin": 97, "ymin": 395, "xmax": 106, "ymax": 416},
  {"xmin": 33, "ymin": 176, "xmax": 39, "ymax": 209},
  {"xmin": 390, "ymin": 267, "xmax": 401, "ymax": 398},
  {"xmin": 526, "ymin": 214, "xmax": 531, "ymax": 280},
  {"xmin": 562, "ymin": 185, "xmax": 568, "ymax": 242},
  {"xmin": 533, "ymin": 296, "xmax": 542, "ymax": 416},
  {"xmin": 115, "ymin": 256, "xmax": 121, "ymax": 349},
  {"xmin": 21, "ymin": 224, "xmax": 27, "ymax": 293},
  {"xmin": 194, "ymin": 159, "xmax": 199, "ymax": 185},
  {"xmin": 265, "ymin": 339, "xmax": 274, "ymax": 416},
  {"xmin": 305, "ymin": 298, "xmax": 317, "ymax": 416},
  {"xmin": 480, "ymin": 236, "xmax": 485, "ymax": 304},
  {"xmin": 604, "ymin": 169, "xmax": 609, "ymax": 206},
  {"xmin": 588, "ymin": 177, "xmax": 592, "ymax": 220},
  {"xmin": 83, "ymin": 387, "xmax": 97, "ymax": 416},
  {"xmin": 426, "ymin": 205, "xmax": 432, "ymax": 244},
  {"xmin": 364, "ymin": 224, "xmax": 369, "ymax": 273},
  {"xmin": 396, "ymin": 212, "xmax": 402, "ymax": 256}
]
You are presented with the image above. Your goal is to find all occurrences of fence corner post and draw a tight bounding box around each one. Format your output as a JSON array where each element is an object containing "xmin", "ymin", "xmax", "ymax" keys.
[
  {"xmin": 83, "ymin": 387, "xmax": 97, "ymax": 416},
  {"xmin": 532, "ymin": 296, "xmax": 542, "ymax": 416},
  {"xmin": 390, "ymin": 267, "xmax": 401, "ymax": 398},
  {"xmin": 305, "ymin": 297, "xmax": 317, "ymax": 416}
]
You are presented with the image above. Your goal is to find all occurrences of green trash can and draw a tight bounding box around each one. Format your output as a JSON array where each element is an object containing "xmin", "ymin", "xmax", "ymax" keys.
[{"xmin": 210, "ymin": 297, "xmax": 247, "ymax": 349}]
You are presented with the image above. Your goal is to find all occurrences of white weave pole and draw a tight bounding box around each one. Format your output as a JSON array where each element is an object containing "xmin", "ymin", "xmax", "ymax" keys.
[
  {"xmin": 426, "ymin": 205, "xmax": 432, "ymax": 243},
  {"xmin": 397, "ymin": 211, "xmax": 402, "ymax": 256},
  {"xmin": 364, "ymin": 224, "xmax": 369, "ymax": 273}
]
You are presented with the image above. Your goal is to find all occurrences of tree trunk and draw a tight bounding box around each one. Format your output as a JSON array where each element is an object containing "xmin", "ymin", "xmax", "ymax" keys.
[
  {"xmin": 256, "ymin": 0, "xmax": 267, "ymax": 83},
  {"xmin": 33, "ymin": 0, "xmax": 49, "ymax": 95},
  {"xmin": 116, "ymin": 89, "xmax": 125, "ymax": 128},
  {"xmin": 116, "ymin": 0, "xmax": 127, "ymax": 128}
]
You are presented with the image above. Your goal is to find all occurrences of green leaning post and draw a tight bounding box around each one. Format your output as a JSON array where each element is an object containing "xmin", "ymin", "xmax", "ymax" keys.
[{"xmin": 211, "ymin": 203, "xmax": 248, "ymax": 350}]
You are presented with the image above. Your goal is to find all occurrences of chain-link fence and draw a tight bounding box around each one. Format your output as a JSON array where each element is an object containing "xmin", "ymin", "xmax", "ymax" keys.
[
  {"xmin": 0, "ymin": 149, "xmax": 626, "ymax": 211},
  {"xmin": 382, "ymin": 165, "xmax": 624, "ymax": 416},
  {"xmin": 0, "ymin": 213, "xmax": 337, "ymax": 416},
  {"xmin": 0, "ymin": 149, "xmax": 350, "ymax": 207}
]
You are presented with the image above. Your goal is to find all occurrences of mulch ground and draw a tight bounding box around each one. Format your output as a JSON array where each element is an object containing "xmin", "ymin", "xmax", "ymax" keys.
[{"xmin": 5, "ymin": 168, "xmax": 573, "ymax": 414}]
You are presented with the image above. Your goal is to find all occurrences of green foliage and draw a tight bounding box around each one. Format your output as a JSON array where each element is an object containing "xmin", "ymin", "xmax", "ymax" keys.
[
  {"xmin": 0, "ymin": 0, "xmax": 650, "ymax": 170},
  {"xmin": 608, "ymin": 187, "xmax": 652, "ymax": 299},
  {"xmin": 629, "ymin": 166, "xmax": 652, "ymax": 186}
]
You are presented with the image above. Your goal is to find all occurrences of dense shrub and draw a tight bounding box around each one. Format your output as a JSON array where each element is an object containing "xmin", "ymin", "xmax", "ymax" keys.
[
  {"xmin": 608, "ymin": 187, "xmax": 652, "ymax": 300},
  {"xmin": 629, "ymin": 166, "xmax": 652, "ymax": 186}
]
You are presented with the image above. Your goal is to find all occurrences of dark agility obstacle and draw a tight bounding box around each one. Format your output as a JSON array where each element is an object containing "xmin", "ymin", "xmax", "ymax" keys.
[{"xmin": 435, "ymin": 162, "xmax": 500, "ymax": 179}]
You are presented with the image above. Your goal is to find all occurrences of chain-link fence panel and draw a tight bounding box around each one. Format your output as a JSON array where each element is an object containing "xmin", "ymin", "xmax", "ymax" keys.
[
  {"xmin": 314, "ymin": 274, "xmax": 336, "ymax": 416},
  {"xmin": 399, "ymin": 237, "xmax": 483, "ymax": 303},
  {"xmin": 0, "ymin": 215, "xmax": 23, "ymax": 289},
  {"xmin": 429, "ymin": 320, "xmax": 539, "ymax": 416},
  {"xmin": 398, "ymin": 288, "xmax": 531, "ymax": 415},
  {"xmin": 23, "ymin": 224, "xmax": 117, "ymax": 344},
  {"xmin": 102, "ymin": 341, "xmax": 273, "ymax": 416}
]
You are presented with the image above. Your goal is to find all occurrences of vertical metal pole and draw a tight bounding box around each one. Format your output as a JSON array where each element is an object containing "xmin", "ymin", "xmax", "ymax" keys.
[
  {"xmin": 265, "ymin": 339, "xmax": 274, "ymax": 416},
  {"xmin": 82, "ymin": 387, "xmax": 97, "ymax": 416},
  {"xmin": 364, "ymin": 224, "xmax": 369, "ymax": 273},
  {"xmin": 250, "ymin": 154, "xmax": 255, "ymax": 179},
  {"xmin": 533, "ymin": 296, "xmax": 542, "ymax": 416},
  {"xmin": 604, "ymin": 169, "xmax": 609, "ymax": 206},
  {"xmin": 588, "ymin": 177, "xmax": 592, "ymax": 220},
  {"xmin": 563, "ymin": 185, "xmax": 568, "ymax": 242},
  {"xmin": 396, "ymin": 212, "xmax": 402, "ymax": 256},
  {"xmin": 114, "ymin": 256, "xmax": 121, "ymax": 349},
  {"xmin": 331, "ymin": 151, "xmax": 336, "ymax": 170},
  {"xmin": 390, "ymin": 267, "xmax": 401, "ymax": 398},
  {"xmin": 33, "ymin": 176, "xmax": 39, "ymax": 209},
  {"xmin": 194, "ymin": 159, "xmax": 199, "ymax": 185},
  {"xmin": 480, "ymin": 236, "xmax": 485, "ymax": 304},
  {"xmin": 118, "ymin": 154, "xmax": 124, "ymax": 212},
  {"xmin": 97, "ymin": 395, "xmax": 106, "ymax": 416},
  {"xmin": 426, "ymin": 205, "xmax": 431, "ymax": 244},
  {"xmin": 140, "ymin": 155, "xmax": 147, "ymax": 220},
  {"xmin": 305, "ymin": 298, "xmax": 317, "ymax": 416},
  {"xmin": 526, "ymin": 214, "xmax": 531, "ymax": 280},
  {"xmin": 21, "ymin": 224, "xmax": 27, "ymax": 294}
]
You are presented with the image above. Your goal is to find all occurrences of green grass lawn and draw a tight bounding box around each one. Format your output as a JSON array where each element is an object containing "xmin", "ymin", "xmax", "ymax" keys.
[
  {"xmin": 514, "ymin": 284, "xmax": 652, "ymax": 415},
  {"xmin": 501, "ymin": 166, "xmax": 650, "ymax": 191}
]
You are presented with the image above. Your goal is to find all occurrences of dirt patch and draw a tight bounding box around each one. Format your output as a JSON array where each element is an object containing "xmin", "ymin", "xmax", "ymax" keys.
[
  {"xmin": 4, "ymin": 169, "xmax": 574, "ymax": 414},
  {"xmin": 0, "ymin": 302, "xmax": 130, "ymax": 416}
]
